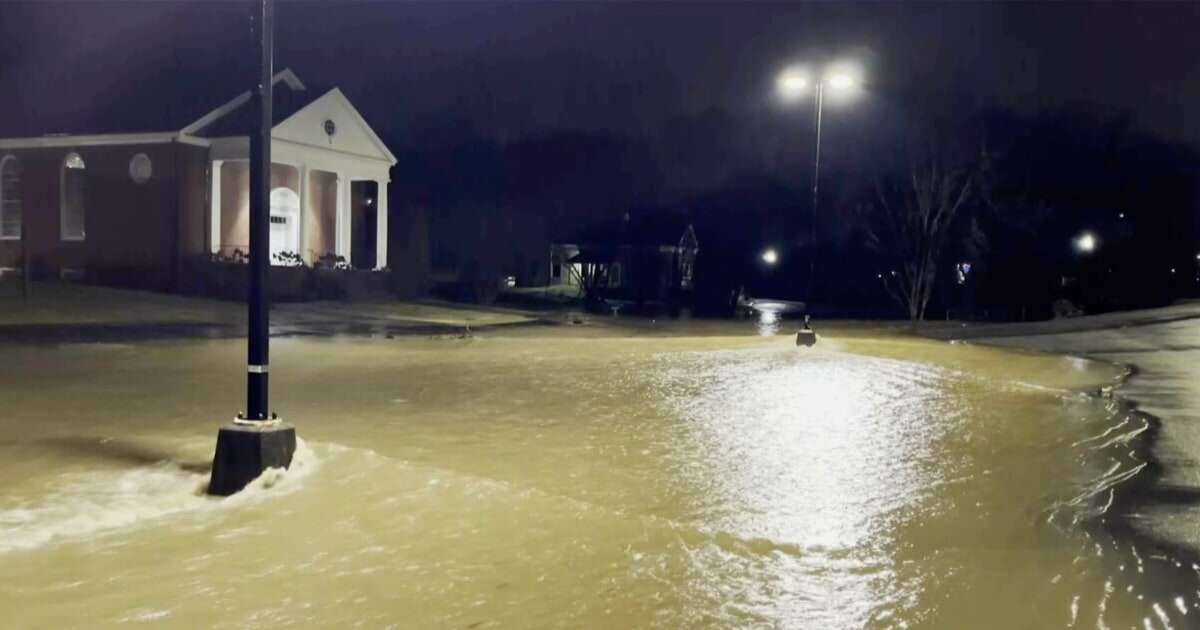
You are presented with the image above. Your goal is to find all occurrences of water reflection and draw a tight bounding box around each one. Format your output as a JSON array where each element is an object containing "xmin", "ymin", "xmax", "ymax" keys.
[
  {"xmin": 756, "ymin": 309, "xmax": 780, "ymax": 336},
  {"xmin": 657, "ymin": 348, "xmax": 948, "ymax": 625}
]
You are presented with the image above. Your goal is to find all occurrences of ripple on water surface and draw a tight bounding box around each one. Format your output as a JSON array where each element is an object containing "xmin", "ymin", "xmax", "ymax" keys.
[{"xmin": 0, "ymin": 335, "xmax": 1197, "ymax": 628}]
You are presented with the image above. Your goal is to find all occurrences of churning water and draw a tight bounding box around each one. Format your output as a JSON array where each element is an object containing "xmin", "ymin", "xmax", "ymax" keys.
[{"xmin": 0, "ymin": 326, "xmax": 1194, "ymax": 628}]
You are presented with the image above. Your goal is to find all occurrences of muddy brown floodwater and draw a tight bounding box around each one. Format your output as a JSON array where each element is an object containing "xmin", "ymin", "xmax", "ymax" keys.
[{"xmin": 0, "ymin": 323, "xmax": 1195, "ymax": 628}]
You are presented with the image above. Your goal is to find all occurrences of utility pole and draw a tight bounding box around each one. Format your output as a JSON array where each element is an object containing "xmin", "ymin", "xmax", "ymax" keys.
[
  {"xmin": 810, "ymin": 80, "xmax": 824, "ymax": 304},
  {"xmin": 208, "ymin": 0, "xmax": 296, "ymax": 496}
]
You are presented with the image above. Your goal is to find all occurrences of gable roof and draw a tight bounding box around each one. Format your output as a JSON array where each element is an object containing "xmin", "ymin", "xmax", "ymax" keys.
[
  {"xmin": 184, "ymin": 69, "xmax": 316, "ymax": 137},
  {"xmin": 184, "ymin": 71, "xmax": 395, "ymax": 165},
  {"xmin": 0, "ymin": 68, "xmax": 393, "ymax": 164}
]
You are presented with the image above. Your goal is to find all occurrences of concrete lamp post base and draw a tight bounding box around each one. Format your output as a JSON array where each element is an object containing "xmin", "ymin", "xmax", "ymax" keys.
[
  {"xmin": 207, "ymin": 420, "xmax": 296, "ymax": 496},
  {"xmin": 796, "ymin": 314, "xmax": 817, "ymax": 347}
]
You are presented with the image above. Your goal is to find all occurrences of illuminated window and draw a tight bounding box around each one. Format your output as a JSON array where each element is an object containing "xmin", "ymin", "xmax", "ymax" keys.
[
  {"xmin": 60, "ymin": 152, "xmax": 86, "ymax": 241},
  {"xmin": 0, "ymin": 155, "xmax": 20, "ymax": 240},
  {"xmin": 956, "ymin": 262, "xmax": 973, "ymax": 285}
]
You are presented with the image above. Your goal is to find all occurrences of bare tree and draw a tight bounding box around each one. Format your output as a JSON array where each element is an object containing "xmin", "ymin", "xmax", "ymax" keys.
[
  {"xmin": 867, "ymin": 148, "xmax": 977, "ymax": 323},
  {"xmin": 568, "ymin": 261, "xmax": 610, "ymax": 307}
]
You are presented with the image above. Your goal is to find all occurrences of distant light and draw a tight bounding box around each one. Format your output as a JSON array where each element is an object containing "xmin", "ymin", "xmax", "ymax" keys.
[
  {"xmin": 776, "ymin": 69, "xmax": 808, "ymax": 101},
  {"xmin": 1118, "ymin": 212, "xmax": 1125, "ymax": 219},
  {"xmin": 505, "ymin": 275, "xmax": 517, "ymax": 288},
  {"xmin": 761, "ymin": 248, "xmax": 779, "ymax": 265},
  {"xmin": 827, "ymin": 73, "xmax": 856, "ymax": 90},
  {"xmin": 956, "ymin": 262, "xmax": 972, "ymax": 285},
  {"xmin": 366, "ymin": 198, "xmax": 375, "ymax": 206},
  {"xmin": 1171, "ymin": 268, "xmax": 1177, "ymax": 274},
  {"xmin": 1074, "ymin": 231, "xmax": 1098, "ymax": 254}
]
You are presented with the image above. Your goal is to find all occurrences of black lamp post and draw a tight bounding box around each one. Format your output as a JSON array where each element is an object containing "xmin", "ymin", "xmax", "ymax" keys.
[{"xmin": 207, "ymin": 0, "xmax": 296, "ymax": 496}]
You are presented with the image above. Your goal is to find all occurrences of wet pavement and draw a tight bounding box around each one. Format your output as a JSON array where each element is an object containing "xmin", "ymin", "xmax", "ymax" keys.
[
  {"xmin": 0, "ymin": 322, "xmax": 242, "ymax": 344},
  {"xmin": 0, "ymin": 288, "xmax": 553, "ymax": 345},
  {"xmin": 0, "ymin": 318, "xmax": 552, "ymax": 345}
]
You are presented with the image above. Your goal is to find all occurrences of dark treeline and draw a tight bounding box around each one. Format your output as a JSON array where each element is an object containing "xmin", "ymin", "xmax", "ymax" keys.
[
  {"xmin": 971, "ymin": 108, "xmax": 1200, "ymax": 319},
  {"xmin": 384, "ymin": 100, "xmax": 1200, "ymax": 320}
]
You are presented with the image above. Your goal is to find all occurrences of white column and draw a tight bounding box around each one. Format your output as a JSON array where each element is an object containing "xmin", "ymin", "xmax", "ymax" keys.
[
  {"xmin": 298, "ymin": 165, "xmax": 310, "ymax": 264},
  {"xmin": 209, "ymin": 159, "xmax": 223, "ymax": 254},
  {"xmin": 336, "ymin": 172, "xmax": 351, "ymax": 260},
  {"xmin": 375, "ymin": 180, "xmax": 388, "ymax": 270}
]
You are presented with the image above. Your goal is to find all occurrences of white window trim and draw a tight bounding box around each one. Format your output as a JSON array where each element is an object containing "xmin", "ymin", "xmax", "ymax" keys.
[
  {"xmin": 0, "ymin": 154, "xmax": 19, "ymax": 240},
  {"xmin": 60, "ymin": 152, "xmax": 86, "ymax": 242},
  {"xmin": 0, "ymin": 132, "xmax": 209, "ymax": 150}
]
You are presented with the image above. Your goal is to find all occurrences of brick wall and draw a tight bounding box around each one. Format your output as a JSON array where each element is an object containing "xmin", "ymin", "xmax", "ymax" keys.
[{"xmin": 0, "ymin": 142, "xmax": 208, "ymax": 290}]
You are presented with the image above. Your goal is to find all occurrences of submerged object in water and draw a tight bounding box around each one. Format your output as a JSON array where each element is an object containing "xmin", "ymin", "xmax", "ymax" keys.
[
  {"xmin": 208, "ymin": 418, "xmax": 297, "ymax": 496},
  {"xmin": 796, "ymin": 315, "xmax": 817, "ymax": 347}
]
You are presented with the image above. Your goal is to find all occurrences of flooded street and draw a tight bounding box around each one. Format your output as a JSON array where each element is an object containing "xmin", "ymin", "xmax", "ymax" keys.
[
  {"xmin": 1, "ymin": 324, "xmax": 1195, "ymax": 628},
  {"xmin": 979, "ymin": 313, "xmax": 1200, "ymax": 584}
]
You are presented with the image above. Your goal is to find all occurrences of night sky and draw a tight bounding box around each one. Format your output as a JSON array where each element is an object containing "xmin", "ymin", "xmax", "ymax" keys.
[{"xmin": 1, "ymin": 1, "xmax": 1198, "ymax": 148}]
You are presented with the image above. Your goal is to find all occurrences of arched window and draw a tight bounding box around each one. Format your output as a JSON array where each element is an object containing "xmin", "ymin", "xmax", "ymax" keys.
[
  {"xmin": 0, "ymin": 155, "xmax": 20, "ymax": 240},
  {"xmin": 60, "ymin": 152, "xmax": 86, "ymax": 241}
]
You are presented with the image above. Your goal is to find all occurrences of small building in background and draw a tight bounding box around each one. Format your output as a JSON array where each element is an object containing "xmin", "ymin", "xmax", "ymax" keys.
[{"xmin": 550, "ymin": 213, "xmax": 698, "ymax": 308}]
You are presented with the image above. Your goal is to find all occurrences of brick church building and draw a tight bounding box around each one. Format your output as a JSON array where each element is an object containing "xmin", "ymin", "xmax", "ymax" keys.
[{"xmin": 0, "ymin": 69, "xmax": 396, "ymax": 291}]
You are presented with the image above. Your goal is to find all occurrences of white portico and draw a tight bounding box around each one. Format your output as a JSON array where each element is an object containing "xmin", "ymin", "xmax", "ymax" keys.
[{"xmin": 197, "ymin": 70, "xmax": 396, "ymax": 269}]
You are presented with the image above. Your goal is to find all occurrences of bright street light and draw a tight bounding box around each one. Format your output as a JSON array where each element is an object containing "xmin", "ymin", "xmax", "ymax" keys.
[
  {"xmin": 1074, "ymin": 231, "xmax": 1098, "ymax": 254},
  {"xmin": 827, "ymin": 72, "xmax": 856, "ymax": 90},
  {"xmin": 776, "ymin": 70, "xmax": 808, "ymax": 102},
  {"xmin": 762, "ymin": 248, "xmax": 779, "ymax": 265},
  {"xmin": 774, "ymin": 66, "xmax": 859, "ymax": 100}
]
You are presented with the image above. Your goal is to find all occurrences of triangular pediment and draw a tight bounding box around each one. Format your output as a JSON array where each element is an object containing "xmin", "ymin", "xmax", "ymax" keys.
[{"xmin": 271, "ymin": 88, "xmax": 395, "ymax": 164}]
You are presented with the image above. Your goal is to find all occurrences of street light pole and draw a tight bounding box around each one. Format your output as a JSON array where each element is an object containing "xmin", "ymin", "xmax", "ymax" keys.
[
  {"xmin": 246, "ymin": 0, "xmax": 272, "ymax": 421},
  {"xmin": 777, "ymin": 63, "xmax": 859, "ymax": 307},
  {"xmin": 810, "ymin": 80, "xmax": 824, "ymax": 302},
  {"xmin": 207, "ymin": 0, "xmax": 296, "ymax": 497}
]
